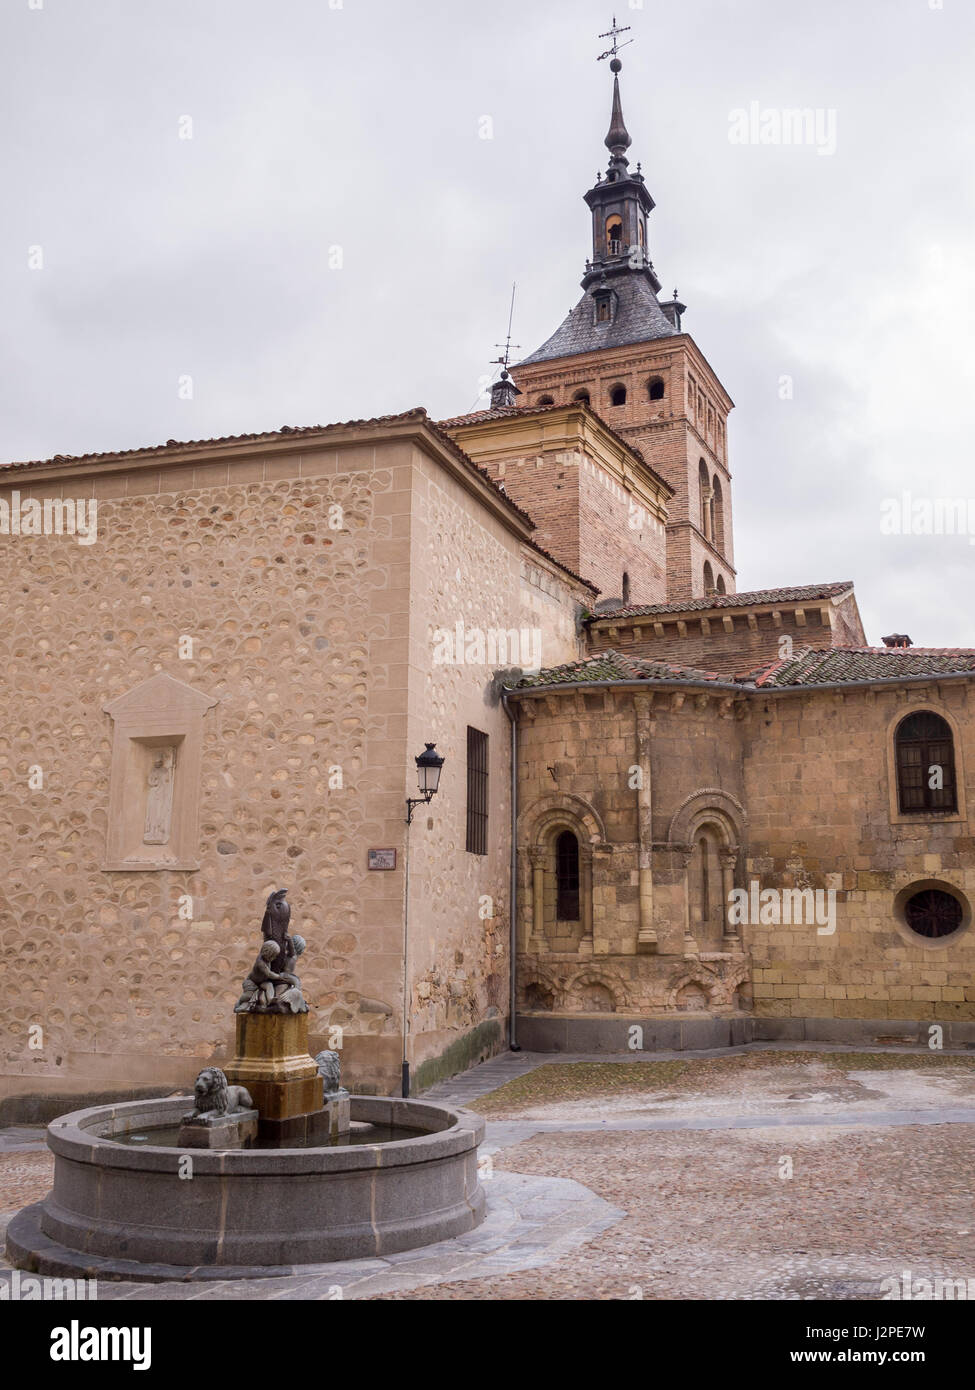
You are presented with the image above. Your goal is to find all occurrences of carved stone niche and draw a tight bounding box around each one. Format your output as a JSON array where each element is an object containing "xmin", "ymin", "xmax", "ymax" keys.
[{"xmin": 102, "ymin": 673, "xmax": 218, "ymax": 872}]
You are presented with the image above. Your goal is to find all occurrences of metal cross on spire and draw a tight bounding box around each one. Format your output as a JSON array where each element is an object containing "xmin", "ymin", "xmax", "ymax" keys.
[{"xmin": 597, "ymin": 15, "xmax": 633, "ymax": 63}]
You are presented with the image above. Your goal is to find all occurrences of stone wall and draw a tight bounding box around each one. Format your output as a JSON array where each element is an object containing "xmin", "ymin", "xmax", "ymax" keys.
[
  {"xmin": 512, "ymin": 678, "xmax": 975, "ymax": 1031},
  {"xmin": 0, "ymin": 420, "xmax": 577, "ymax": 1103},
  {"xmin": 741, "ymin": 683, "xmax": 975, "ymax": 1023}
]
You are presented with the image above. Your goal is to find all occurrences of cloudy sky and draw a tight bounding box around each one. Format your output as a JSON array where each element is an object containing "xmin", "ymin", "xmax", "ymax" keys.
[{"xmin": 2, "ymin": 0, "xmax": 973, "ymax": 644}]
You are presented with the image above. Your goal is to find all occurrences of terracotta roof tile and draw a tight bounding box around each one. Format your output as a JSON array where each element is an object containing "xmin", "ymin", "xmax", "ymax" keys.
[
  {"xmin": 590, "ymin": 581, "xmax": 854, "ymax": 621},
  {"xmin": 439, "ymin": 399, "xmax": 674, "ymax": 498},
  {"xmin": 511, "ymin": 646, "xmax": 975, "ymax": 693},
  {"xmin": 750, "ymin": 647, "xmax": 975, "ymax": 688},
  {"xmin": 516, "ymin": 650, "xmax": 728, "ymax": 688},
  {"xmin": 0, "ymin": 408, "xmax": 432, "ymax": 474}
]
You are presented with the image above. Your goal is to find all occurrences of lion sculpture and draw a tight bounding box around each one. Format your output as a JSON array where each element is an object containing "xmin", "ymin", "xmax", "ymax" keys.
[
  {"xmin": 188, "ymin": 1067, "xmax": 254, "ymax": 1120},
  {"xmin": 315, "ymin": 1049, "xmax": 342, "ymax": 1098}
]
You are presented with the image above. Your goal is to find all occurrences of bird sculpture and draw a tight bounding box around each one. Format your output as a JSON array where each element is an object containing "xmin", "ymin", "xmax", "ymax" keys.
[{"xmin": 261, "ymin": 888, "xmax": 292, "ymax": 963}]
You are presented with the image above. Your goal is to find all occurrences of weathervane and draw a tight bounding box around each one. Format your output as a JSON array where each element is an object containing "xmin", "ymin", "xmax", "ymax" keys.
[
  {"xmin": 491, "ymin": 282, "xmax": 521, "ymax": 375},
  {"xmin": 597, "ymin": 15, "xmax": 633, "ymax": 64}
]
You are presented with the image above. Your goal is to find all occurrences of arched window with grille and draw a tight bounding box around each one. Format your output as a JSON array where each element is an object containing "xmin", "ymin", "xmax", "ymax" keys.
[
  {"xmin": 703, "ymin": 560, "xmax": 714, "ymax": 594},
  {"xmin": 895, "ymin": 711, "xmax": 957, "ymax": 813},
  {"xmin": 555, "ymin": 830, "xmax": 580, "ymax": 921}
]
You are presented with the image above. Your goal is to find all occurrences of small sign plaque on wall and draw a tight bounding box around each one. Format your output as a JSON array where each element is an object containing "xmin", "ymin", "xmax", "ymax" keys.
[{"xmin": 368, "ymin": 848, "xmax": 397, "ymax": 871}]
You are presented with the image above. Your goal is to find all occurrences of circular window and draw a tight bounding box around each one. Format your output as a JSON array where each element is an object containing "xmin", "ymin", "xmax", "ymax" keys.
[
  {"xmin": 904, "ymin": 889, "xmax": 963, "ymax": 939},
  {"xmin": 894, "ymin": 880, "xmax": 969, "ymax": 944}
]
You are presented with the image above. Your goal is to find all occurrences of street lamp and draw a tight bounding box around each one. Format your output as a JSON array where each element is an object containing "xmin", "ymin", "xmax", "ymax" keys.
[
  {"xmin": 402, "ymin": 742, "xmax": 445, "ymax": 1098},
  {"xmin": 406, "ymin": 743, "xmax": 444, "ymax": 823}
]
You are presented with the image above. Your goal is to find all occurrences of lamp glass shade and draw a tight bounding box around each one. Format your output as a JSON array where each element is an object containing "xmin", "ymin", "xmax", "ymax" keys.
[{"xmin": 415, "ymin": 742, "xmax": 444, "ymax": 797}]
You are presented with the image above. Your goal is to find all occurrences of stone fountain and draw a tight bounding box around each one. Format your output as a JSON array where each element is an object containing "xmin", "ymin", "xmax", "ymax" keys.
[{"xmin": 6, "ymin": 892, "xmax": 485, "ymax": 1280}]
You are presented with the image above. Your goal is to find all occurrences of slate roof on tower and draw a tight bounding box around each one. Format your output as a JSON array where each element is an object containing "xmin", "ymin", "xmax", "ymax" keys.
[
  {"xmin": 519, "ymin": 41, "xmax": 681, "ymax": 366},
  {"xmin": 519, "ymin": 275, "xmax": 679, "ymax": 364}
]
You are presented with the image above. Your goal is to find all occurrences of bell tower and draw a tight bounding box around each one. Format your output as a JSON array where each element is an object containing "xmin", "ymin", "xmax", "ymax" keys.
[{"xmin": 513, "ymin": 25, "xmax": 736, "ymax": 604}]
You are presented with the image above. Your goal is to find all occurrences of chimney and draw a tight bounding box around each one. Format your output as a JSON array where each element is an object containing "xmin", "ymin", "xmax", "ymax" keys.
[
  {"xmin": 882, "ymin": 634, "xmax": 913, "ymax": 648},
  {"xmin": 490, "ymin": 370, "xmax": 522, "ymax": 410}
]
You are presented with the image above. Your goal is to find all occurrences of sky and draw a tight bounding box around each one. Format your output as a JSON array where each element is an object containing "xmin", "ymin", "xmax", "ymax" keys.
[{"xmin": 2, "ymin": 0, "xmax": 974, "ymax": 644}]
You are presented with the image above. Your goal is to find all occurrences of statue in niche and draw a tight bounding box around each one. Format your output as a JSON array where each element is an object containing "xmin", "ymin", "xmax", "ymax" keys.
[{"xmin": 143, "ymin": 746, "xmax": 176, "ymax": 845}]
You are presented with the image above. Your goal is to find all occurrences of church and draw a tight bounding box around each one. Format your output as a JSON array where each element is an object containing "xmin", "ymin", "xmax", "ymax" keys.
[{"xmin": 3, "ymin": 46, "xmax": 975, "ymax": 1111}]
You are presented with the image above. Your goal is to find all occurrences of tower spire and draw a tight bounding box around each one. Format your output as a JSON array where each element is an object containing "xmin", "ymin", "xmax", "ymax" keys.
[
  {"xmin": 597, "ymin": 18, "xmax": 635, "ymax": 177},
  {"xmin": 604, "ymin": 66, "xmax": 631, "ymax": 170}
]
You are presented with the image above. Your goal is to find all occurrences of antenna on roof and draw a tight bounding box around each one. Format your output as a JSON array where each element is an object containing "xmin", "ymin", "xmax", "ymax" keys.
[{"xmin": 491, "ymin": 282, "xmax": 521, "ymax": 375}]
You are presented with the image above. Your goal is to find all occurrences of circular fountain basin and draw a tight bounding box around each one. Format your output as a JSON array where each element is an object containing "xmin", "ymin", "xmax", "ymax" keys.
[{"xmin": 6, "ymin": 1095, "xmax": 486, "ymax": 1281}]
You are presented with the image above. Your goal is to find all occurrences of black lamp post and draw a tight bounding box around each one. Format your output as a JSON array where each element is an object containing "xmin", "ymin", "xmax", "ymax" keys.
[
  {"xmin": 402, "ymin": 743, "xmax": 445, "ymax": 1098},
  {"xmin": 406, "ymin": 743, "xmax": 444, "ymax": 824}
]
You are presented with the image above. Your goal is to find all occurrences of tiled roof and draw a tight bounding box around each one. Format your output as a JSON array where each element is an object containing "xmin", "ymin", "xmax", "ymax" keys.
[
  {"xmin": 511, "ymin": 647, "xmax": 975, "ymax": 693},
  {"xmin": 0, "ymin": 408, "xmax": 433, "ymax": 474},
  {"xmin": 590, "ymin": 581, "xmax": 855, "ymax": 621},
  {"xmin": 516, "ymin": 651, "xmax": 730, "ymax": 688},
  {"xmin": 439, "ymin": 400, "xmax": 674, "ymax": 498},
  {"xmin": 0, "ymin": 405, "xmax": 541, "ymax": 531},
  {"xmin": 752, "ymin": 648, "xmax": 975, "ymax": 688},
  {"xmin": 519, "ymin": 274, "xmax": 678, "ymax": 365},
  {"xmin": 439, "ymin": 403, "xmax": 568, "ymax": 429}
]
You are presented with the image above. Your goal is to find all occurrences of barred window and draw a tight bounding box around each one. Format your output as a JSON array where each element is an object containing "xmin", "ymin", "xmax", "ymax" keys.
[
  {"xmin": 895, "ymin": 712, "xmax": 957, "ymax": 814},
  {"xmin": 466, "ymin": 727, "xmax": 488, "ymax": 854},
  {"xmin": 556, "ymin": 831, "xmax": 580, "ymax": 921}
]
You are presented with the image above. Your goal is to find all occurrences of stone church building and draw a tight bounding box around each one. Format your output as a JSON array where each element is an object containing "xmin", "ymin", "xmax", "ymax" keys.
[{"xmin": 3, "ymin": 58, "xmax": 975, "ymax": 1109}]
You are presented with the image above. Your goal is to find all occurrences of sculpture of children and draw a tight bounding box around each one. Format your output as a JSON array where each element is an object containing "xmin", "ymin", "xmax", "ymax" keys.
[{"xmin": 234, "ymin": 940, "xmax": 285, "ymax": 1013}]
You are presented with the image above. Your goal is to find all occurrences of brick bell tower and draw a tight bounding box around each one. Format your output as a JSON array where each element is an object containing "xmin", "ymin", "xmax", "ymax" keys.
[{"xmin": 513, "ymin": 38, "xmax": 735, "ymax": 603}]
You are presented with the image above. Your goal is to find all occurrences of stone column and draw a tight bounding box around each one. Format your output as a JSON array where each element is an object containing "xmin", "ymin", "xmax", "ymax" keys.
[
  {"xmin": 678, "ymin": 845, "xmax": 699, "ymax": 958},
  {"xmin": 721, "ymin": 847, "xmax": 742, "ymax": 949},
  {"xmin": 702, "ymin": 484, "xmax": 714, "ymax": 543},
  {"xmin": 634, "ymin": 694, "xmax": 657, "ymax": 954},
  {"xmin": 528, "ymin": 846, "xmax": 547, "ymax": 953},
  {"xmin": 579, "ymin": 845, "xmax": 594, "ymax": 956}
]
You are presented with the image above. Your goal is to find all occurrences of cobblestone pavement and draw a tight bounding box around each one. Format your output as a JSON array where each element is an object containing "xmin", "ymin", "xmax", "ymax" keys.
[
  {"xmin": 0, "ymin": 1171, "xmax": 623, "ymax": 1300},
  {"xmin": 3, "ymin": 1047, "xmax": 974, "ymax": 1299}
]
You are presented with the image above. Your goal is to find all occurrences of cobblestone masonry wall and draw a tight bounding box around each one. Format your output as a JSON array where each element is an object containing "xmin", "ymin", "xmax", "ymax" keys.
[
  {"xmin": 0, "ymin": 441, "xmax": 419, "ymax": 1098},
  {"xmin": 0, "ymin": 431, "xmax": 584, "ymax": 1101}
]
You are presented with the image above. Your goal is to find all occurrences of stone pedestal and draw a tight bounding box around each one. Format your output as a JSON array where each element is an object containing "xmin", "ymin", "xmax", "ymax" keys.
[
  {"xmin": 176, "ymin": 1109, "xmax": 259, "ymax": 1150},
  {"xmin": 224, "ymin": 1012, "xmax": 321, "ymax": 1123}
]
